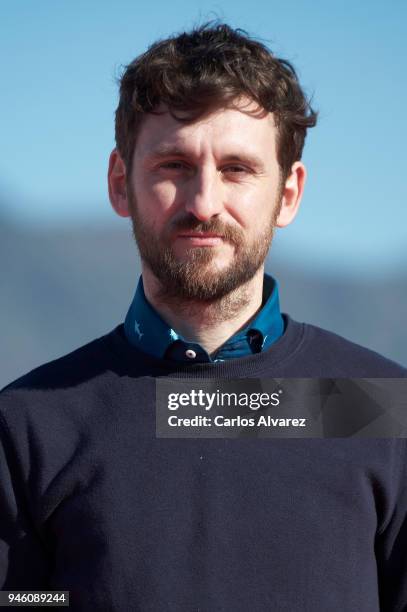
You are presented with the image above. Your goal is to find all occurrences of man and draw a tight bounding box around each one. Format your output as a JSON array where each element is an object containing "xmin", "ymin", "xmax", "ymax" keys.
[{"xmin": 1, "ymin": 23, "xmax": 406, "ymax": 611}]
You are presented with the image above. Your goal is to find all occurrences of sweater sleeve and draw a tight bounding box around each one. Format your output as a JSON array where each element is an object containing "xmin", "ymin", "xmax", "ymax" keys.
[
  {"xmin": 0, "ymin": 411, "xmax": 51, "ymax": 588},
  {"xmin": 376, "ymin": 440, "xmax": 407, "ymax": 612}
]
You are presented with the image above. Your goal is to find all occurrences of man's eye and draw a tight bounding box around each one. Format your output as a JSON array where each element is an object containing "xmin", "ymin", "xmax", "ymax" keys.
[
  {"xmin": 160, "ymin": 162, "xmax": 186, "ymax": 170},
  {"xmin": 223, "ymin": 166, "xmax": 249, "ymax": 174}
]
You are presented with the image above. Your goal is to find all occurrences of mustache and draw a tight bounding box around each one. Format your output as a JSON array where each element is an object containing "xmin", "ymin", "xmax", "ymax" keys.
[{"xmin": 169, "ymin": 214, "xmax": 243, "ymax": 245}]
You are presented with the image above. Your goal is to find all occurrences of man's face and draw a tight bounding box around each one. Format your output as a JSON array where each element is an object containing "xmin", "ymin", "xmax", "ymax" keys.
[{"xmin": 127, "ymin": 98, "xmax": 285, "ymax": 301}]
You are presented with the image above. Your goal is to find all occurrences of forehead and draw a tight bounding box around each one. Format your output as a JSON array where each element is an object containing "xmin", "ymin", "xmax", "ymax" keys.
[{"xmin": 134, "ymin": 98, "xmax": 277, "ymax": 158}]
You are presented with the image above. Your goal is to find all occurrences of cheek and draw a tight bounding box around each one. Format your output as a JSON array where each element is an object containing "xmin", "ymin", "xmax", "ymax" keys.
[
  {"xmin": 150, "ymin": 181, "xmax": 179, "ymax": 211},
  {"xmin": 224, "ymin": 183, "xmax": 275, "ymax": 229},
  {"xmin": 132, "ymin": 175, "xmax": 178, "ymax": 228}
]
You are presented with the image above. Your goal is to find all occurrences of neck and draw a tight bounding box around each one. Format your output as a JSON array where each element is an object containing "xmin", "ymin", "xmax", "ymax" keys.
[{"xmin": 142, "ymin": 267, "xmax": 265, "ymax": 355}]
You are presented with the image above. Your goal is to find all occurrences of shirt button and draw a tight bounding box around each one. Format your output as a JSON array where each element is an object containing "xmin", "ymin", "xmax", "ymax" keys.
[{"xmin": 185, "ymin": 349, "xmax": 197, "ymax": 359}]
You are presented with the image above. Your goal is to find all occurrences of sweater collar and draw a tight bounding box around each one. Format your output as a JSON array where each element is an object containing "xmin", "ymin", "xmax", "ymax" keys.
[{"xmin": 124, "ymin": 273, "xmax": 284, "ymax": 363}]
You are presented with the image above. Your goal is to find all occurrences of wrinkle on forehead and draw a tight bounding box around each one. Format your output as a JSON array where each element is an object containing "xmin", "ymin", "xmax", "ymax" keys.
[{"xmin": 134, "ymin": 97, "xmax": 277, "ymax": 163}]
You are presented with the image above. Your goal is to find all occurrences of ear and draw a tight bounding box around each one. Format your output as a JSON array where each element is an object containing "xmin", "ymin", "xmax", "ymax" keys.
[
  {"xmin": 275, "ymin": 161, "xmax": 307, "ymax": 228},
  {"xmin": 108, "ymin": 149, "xmax": 131, "ymax": 218}
]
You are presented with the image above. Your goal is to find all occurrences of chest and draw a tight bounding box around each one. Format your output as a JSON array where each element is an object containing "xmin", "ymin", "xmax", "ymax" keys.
[{"xmin": 42, "ymin": 434, "xmax": 383, "ymax": 611}]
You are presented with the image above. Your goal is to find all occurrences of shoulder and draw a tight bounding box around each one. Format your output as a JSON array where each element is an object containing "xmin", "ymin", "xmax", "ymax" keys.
[
  {"xmin": 2, "ymin": 333, "xmax": 111, "ymax": 395},
  {"xmin": 0, "ymin": 327, "xmax": 124, "ymax": 437},
  {"xmin": 289, "ymin": 318, "xmax": 407, "ymax": 377}
]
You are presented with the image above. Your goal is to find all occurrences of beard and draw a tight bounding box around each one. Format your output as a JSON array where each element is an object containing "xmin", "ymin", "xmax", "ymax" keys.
[{"xmin": 127, "ymin": 187, "xmax": 280, "ymax": 304}]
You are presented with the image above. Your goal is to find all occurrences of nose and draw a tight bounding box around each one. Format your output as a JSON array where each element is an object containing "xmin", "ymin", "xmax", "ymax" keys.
[{"xmin": 184, "ymin": 166, "xmax": 223, "ymax": 221}]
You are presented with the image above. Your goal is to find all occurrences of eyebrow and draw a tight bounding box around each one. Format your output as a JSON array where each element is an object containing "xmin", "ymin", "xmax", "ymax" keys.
[
  {"xmin": 146, "ymin": 145, "xmax": 187, "ymax": 160},
  {"xmin": 144, "ymin": 144, "xmax": 266, "ymax": 172}
]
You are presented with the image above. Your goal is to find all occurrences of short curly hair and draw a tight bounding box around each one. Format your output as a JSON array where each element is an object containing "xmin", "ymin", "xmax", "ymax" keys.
[{"xmin": 115, "ymin": 22, "xmax": 317, "ymax": 181}]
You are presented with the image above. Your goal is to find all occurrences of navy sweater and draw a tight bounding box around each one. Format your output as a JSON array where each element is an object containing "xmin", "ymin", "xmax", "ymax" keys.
[{"xmin": 1, "ymin": 316, "xmax": 406, "ymax": 611}]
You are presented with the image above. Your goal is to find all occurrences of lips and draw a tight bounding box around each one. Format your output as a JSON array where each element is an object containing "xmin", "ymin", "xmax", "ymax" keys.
[
  {"xmin": 176, "ymin": 232, "xmax": 224, "ymax": 246},
  {"xmin": 177, "ymin": 232, "xmax": 223, "ymax": 238}
]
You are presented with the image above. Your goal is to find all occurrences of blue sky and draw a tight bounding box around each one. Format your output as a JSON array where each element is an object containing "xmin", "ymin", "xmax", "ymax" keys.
[{"xmin": 1, "ymin": 0, "xmax": 406, "ymax": 273}]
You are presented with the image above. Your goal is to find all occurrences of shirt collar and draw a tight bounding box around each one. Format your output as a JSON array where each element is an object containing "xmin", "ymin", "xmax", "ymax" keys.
[{"xmin": 124, "ymin": 273, "xmax": 284, "ymax": 363}]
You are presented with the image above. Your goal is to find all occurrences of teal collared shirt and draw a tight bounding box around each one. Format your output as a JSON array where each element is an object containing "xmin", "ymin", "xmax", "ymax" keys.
[{"xmin": 124, "ymin": 274, "xmax": 284, "ymax": 363}]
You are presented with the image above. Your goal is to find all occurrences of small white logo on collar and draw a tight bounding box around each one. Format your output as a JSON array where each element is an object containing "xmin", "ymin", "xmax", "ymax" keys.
[
  {"xmin": 169, "ymin": 329, "xmax": 179, "ymax": 341},
  {"xmin": 134, "ymin": 321, "xmax": 144, "ymax": 341},
  {"xmin": 261, "ymin": 334, "xmax": 268, "ymax": 348}
]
